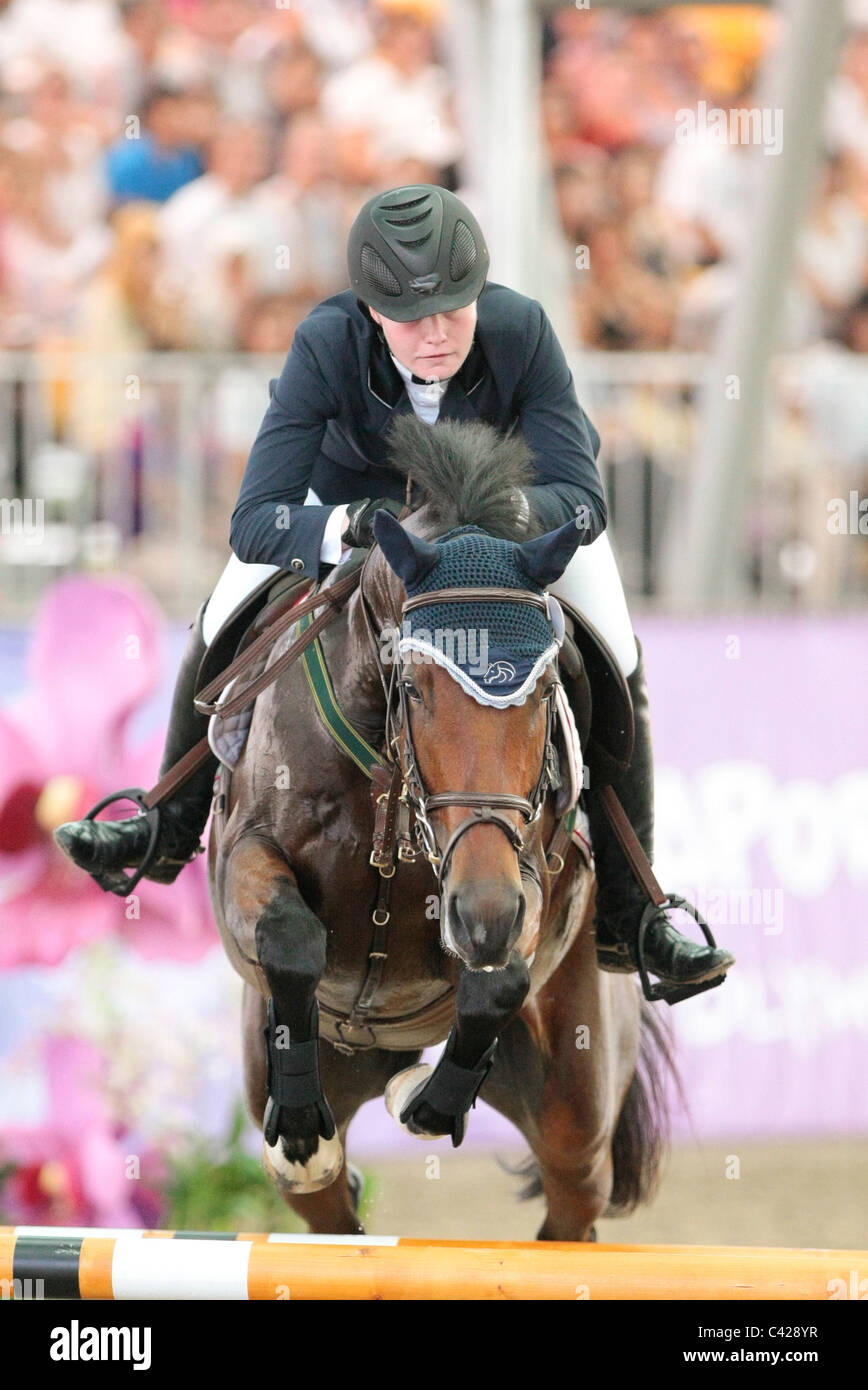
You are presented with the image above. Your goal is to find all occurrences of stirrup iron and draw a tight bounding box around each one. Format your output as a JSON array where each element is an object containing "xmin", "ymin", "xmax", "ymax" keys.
[
  {"xmin": 636, "ymin": 893, "xmax": 727, "ymax": 1007},
  {"xmin": 82, "ymin": 787, "xmax": 162, "ymax": 895}
]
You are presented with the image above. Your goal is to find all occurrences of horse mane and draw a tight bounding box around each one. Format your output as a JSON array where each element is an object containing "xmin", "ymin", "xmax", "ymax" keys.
[{"xmin": 386, "ymin": 414, "xmax": 536, "ymax": 541}]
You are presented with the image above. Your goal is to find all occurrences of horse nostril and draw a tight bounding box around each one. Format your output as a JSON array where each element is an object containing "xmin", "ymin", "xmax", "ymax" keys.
[{"xmin": 448, "ymin": 885, "xmax": 524, "ymax": 963}]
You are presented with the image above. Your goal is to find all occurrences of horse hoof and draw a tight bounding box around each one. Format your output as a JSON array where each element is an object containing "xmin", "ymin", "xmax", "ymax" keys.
[
  {"xmin": 384, "ymin": 1063, "xmax": 434, "ymax": 1137},
  {"xmin": 262, "ymin": 1132, "xmax": 344, "ymax": 1194}
]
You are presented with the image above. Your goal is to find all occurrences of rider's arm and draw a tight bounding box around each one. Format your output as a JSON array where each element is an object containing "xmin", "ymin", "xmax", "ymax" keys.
[
  {"xmin": 229, "ymin": 314, "xmax": 345, "ymax": 577},
  {"xmin": 513, "ymin": 300, "xmax": 607, "ymax": 542}
]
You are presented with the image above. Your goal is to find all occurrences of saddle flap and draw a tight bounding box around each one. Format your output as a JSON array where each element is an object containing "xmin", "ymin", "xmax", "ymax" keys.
[
  {"xmin": 556, "ymin": 599, "xmax": 634, "ymax": 783},
  {"xmin": 194, "ymin": 571, "xmax": 310, "ymax": 699}
]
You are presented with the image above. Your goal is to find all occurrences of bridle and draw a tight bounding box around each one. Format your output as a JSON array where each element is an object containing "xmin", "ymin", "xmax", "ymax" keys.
[{"xmin": 359, "ymin": 554, "xmax": 563, "ymax": 891}]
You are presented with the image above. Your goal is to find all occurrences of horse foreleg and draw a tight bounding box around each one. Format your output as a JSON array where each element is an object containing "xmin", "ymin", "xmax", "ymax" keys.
[
  {"xmin": 385, "ymin": 953, "xmax": 531, "ymax": 1146},
  {"xmin": 484, "ymin": 924, "xmax": 642, "ymax": 1243},
  {"xmin": 244, "ymin": 988, "xmax": 421, "ymax": 1233},
  {"xmin": 225, "ymin": 836, "xmax": 340, "ymax": 1195}
]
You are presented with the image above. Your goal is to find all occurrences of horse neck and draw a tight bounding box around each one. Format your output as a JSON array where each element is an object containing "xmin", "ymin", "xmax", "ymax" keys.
[{"xmin": 325, "ymin": 569, "xmax": 394, "ymax": 738}]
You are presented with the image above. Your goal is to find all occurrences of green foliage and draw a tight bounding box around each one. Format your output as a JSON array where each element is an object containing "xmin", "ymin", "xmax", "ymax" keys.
[
  {"xmin": 0, "ymin": 1162, "xmax": 19, "ymax": 1224},
  {"xmin": 162, "ymin": 1103, "xmax": 304, "ymax": 1233}
]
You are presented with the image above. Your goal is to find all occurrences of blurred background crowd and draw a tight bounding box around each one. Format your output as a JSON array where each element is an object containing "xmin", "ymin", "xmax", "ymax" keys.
[
  {"xmin": 0, "ymin": 0, "xmax": 864, "ymax": 610},
  {"xmin": 0, "ymin": 0, "xmax": 463, "ymax": 354},
  {"xmin": 2, "ymin": 1, "xmax": 866, "ymax": 354},
  {"xmin": 544, "ymin": 4, "xmax": 868, "ymax": 603},
  {"xmin": 547, "ymin": 7, "xmax": 868, "ymax": 355}
]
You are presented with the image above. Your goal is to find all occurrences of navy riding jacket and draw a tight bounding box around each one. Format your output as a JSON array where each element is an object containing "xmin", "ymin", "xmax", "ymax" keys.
[{"xmin": 230, "ymin": 282, "xmax": 606, "ymax": 578}]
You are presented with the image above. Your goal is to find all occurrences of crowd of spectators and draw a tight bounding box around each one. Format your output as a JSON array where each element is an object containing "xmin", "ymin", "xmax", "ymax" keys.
[
  {"xmin": 544, "ymin": 5, "xmax": 868, "ymax": 355},
  {"xmin": 542, "ymin": 5, "xmax": 868, "ymax": 601},
  {"xmin": 2, "ymin": 1, "xmax": 865, "ymax": 361},
  {"xmin": 0, "ymin": 0, "xmax": 461, "ymax": 357},
  {"xmin": 0, "ymin": 0, "xmax": 864, "ymax": 605}
]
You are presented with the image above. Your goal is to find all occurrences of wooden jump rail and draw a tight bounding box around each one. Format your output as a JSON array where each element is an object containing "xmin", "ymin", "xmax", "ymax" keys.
[{"xmin": 2, "ymin": 1229, "xmax": 865, "ymax": 1300}]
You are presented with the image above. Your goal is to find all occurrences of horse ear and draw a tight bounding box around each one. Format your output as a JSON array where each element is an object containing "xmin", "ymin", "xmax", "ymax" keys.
[
  {"xmin": 373, "ymin": 509, "xmax": 440, "ymax": 588},
  {"xmin": 516, "ymin": 518, "xmax": 586, "ymax": 589}
]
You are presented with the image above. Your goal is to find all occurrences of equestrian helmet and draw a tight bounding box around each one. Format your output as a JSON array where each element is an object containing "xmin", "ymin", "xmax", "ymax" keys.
[{"xmin": 348, "ymin": 185, "xmax": 489, "ymax": 322}]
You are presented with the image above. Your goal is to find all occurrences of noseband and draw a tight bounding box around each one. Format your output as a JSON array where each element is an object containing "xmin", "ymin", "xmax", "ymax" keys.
[{"xmin": 361, "ymin": 561, "xmax": 562, "ymax": 890}]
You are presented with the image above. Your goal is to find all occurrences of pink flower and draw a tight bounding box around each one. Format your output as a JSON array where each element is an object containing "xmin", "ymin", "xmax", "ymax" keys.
[
  {"xmin": 0, "ymin": 1038, "xmax": 165, "ymax": 1228},
  {"xmin": 0, "ymin": 575, "xmax": 217, "ymax": 968}
]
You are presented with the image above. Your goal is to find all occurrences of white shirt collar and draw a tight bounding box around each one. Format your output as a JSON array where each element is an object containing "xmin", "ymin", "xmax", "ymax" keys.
[{"xmin": 390, "ymin": 352, "xmax": 449, "ymax": 396}]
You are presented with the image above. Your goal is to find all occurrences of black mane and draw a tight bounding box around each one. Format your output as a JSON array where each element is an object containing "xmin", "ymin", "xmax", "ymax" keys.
[{"xmin": 386, "ymin": 414, "xmax": 535, "ymax": 541}]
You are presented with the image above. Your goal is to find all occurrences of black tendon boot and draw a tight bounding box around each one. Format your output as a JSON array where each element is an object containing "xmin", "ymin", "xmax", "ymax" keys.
[
  {"xmin": 54, "ymin": 605, "xmax": 218, "ymax": 896},
  {"xmin": 586, "ymin": 640, "xmax": 735, "ymax": 993}
]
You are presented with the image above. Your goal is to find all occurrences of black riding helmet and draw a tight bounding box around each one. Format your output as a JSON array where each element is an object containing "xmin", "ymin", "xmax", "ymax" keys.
[{"xmin": 347, "ymin": 185, "xmax": 490, "ymax": 322}]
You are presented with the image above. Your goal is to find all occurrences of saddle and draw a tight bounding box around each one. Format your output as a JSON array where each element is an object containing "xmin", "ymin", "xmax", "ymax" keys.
[{"xmin": 192, "ymin": 561, "xmax": 352, "ymax": 703}]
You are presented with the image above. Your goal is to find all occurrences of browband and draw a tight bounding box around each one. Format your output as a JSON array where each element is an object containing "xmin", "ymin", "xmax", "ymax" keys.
[{"xmin": 402, "ymin": 587, "xmax": 548, "ymax": 615}]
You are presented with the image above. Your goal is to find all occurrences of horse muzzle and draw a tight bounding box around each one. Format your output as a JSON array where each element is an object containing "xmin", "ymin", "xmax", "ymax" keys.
[{"xmin": 444, "ymin": 880, "xmax": 525, "ymax": 970}]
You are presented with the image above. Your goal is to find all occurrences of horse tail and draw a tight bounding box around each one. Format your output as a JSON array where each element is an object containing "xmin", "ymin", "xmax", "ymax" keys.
[
  {"xmin": 605, "ymin": 998, "xmax": 677, "ymax": 1216},
  {"xmin": 499, "ymin": 1152, "xmax": 543, "ymax": 1201}
]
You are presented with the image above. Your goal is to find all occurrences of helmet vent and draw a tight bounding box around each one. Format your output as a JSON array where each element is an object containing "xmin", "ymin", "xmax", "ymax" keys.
[
  {"xmin": 396, "ymin": 233, "xmax": 434, "ymax": 250},
  {"xmin": 360, "ymin": 243, "xmax": 402, "ymax": 296},
  {"xmin": 384, "ymin": 209, "xmax": 430, "ymax": 228},
  {"xmin": 450, "ymin": 220, "xmax": 477, "ymax": 281},
  {"xmin": 382, "ymin": 194, "xmax": 429, "ymax": 211}
]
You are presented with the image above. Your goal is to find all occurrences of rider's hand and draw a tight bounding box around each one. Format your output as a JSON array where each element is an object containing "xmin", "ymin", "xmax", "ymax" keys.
[{"xmin": 343, "ymin": 497, "xmax": 404, "ymax": 550}]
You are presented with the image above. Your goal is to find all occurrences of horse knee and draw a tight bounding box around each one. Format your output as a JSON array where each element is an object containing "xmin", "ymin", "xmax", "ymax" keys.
[
  {"xmin": 255, "ymin": 884, "xmax": 327, "ymax": 992},
  {"xmin": 457, "ymin": 955, "xmax": 530, "ymax": 1027}
]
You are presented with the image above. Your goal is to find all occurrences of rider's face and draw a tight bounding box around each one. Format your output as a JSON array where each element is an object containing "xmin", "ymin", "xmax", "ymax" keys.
[{"xmin": 369, "ymin": 302, "xmax": 477, "ymax": 381}]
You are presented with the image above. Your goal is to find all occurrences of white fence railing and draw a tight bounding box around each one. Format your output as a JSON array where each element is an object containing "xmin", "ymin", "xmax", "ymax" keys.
[{"xmin": 0, "ymin": 350, "xmax": 865, "ymax": 621}]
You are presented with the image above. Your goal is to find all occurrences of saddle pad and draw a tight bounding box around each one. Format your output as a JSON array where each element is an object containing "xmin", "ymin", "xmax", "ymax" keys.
[
  {"xmin": 208, "ymin": 675, "xmax": 253, "ymax": 768},
  {"xmin": 571, "ymin": 804, "xmax": 592, "ymax": 866}
]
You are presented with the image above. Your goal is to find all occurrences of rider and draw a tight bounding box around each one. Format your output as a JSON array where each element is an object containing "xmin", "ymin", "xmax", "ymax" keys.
[{"xmin": 55, "ymin": 184, "xmax": 733, "ymax": 993}]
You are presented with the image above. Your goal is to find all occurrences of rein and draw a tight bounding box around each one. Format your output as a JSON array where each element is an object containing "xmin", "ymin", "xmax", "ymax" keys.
[{"xmin": 90, "ymin": 568, "xmax": 365, "ymax": 893}]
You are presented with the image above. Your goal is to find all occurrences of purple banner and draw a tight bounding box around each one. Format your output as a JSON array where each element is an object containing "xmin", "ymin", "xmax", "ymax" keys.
[{"xmin": 643, "ymin": 615, "xmax": 868, "ymax": 1139}]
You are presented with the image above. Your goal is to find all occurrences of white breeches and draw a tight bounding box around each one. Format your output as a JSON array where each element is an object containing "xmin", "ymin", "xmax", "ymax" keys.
[
  {"xmin": 203, "ymin": 552, "xmax": 284, "ymax": 646},
  {"xmin": 203, "ymin": 532, "xmax": 638, "ymax": 678},
  {"xmin": 549, "ymin": 533, "xmax": 638, "ymax": 676}
]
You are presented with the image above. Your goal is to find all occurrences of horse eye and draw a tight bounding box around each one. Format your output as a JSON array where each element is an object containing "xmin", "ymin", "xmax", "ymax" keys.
[{"xmin": 402, "ymin": 677, "xmax": 422, "ymax": 701}]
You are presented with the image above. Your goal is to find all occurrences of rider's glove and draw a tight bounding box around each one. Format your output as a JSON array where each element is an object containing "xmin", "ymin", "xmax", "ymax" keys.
[{"xmin": 343, "ymin": 497, "xmax": 404, "ymax": 550}]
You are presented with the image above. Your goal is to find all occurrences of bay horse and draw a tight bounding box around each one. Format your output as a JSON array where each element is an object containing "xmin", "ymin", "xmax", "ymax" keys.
[{"xmin": 208, "ymin": 415, "xmax": 671, "ymax": 1240}]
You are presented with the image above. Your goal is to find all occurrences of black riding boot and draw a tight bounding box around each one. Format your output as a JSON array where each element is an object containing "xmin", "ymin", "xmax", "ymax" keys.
[
  {"xmin": 586, "ymin": 641, "xmax": 735, "ymax": 989},
  {"xmin": 54, "ymin": 605, "xmax": 218, "ymax": 896}
]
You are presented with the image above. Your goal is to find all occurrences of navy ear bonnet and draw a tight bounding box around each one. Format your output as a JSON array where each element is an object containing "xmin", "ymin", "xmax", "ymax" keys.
[{"xmin": 396, "ymin": 525, "xmax": 566, "ymax": 707}]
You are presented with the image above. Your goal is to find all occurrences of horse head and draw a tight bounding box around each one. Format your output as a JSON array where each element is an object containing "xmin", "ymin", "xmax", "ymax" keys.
[{"xmin": 371, "ymin": 499, "xmax": 583, "ymax": 972}]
